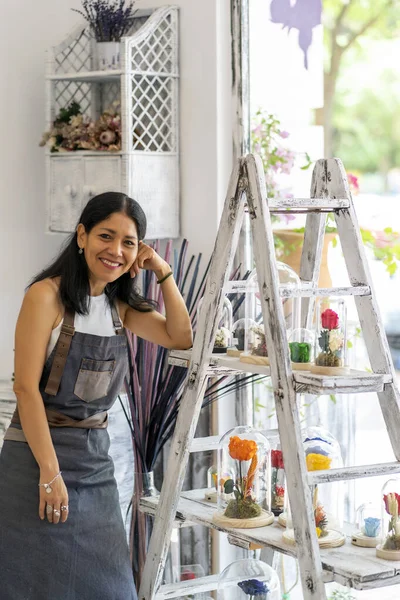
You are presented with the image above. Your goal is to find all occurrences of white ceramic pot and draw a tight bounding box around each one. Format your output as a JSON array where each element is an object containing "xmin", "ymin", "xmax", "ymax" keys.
[{"xmin": 95, "ymin": 41, "xmax": 121, "ymax": 71}]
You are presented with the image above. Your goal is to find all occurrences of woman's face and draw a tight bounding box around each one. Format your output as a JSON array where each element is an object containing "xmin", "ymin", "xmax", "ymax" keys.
[{"xmin": 77, "ymin": 212, "xmax": 139, "ymax": 287}]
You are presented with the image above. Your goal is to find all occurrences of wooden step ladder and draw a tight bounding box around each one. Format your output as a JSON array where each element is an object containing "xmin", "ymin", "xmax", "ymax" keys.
[{"xmin": 138, "ymin": 155, "xmax": 400, "ymax": 600}]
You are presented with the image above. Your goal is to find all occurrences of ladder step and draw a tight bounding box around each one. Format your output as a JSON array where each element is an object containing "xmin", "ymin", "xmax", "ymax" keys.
[
  {"xmin": 268, "ymin": 197, "xmax": 350, "ymax": 211},
  {"xmin": 190, "ymin": 429, "xmax": 279, "ymax": 453},
  {"xmin": 155, "ymin": 575, "xmax": 219, "ymax": 599},
  {"xmin": 280, "ymin": 285, "xmax": 371, "ymax": 298},
  {"xmin": 225, "ymin": 281, "xmax": 370, "ymax": 297},
  {"xmin": 308, "ymin": 461, "xmax": 400, "ymax": 485},
  {"xmin": 141, "ymin": 489, "xmax": 400, "ymax": 590},
  {"xmin": 168, "ymin": 350, "xmax": 392, "ymax": 394}
]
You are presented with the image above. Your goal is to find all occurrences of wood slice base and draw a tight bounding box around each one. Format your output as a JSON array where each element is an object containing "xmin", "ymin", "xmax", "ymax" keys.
[
  {"xmin": 309, "ymin": 364, "xmax": 350, "ymax": 376},
  {"xmin": 278, "ymin": 512, "xmax": 287, "ymax": 528},
  {"xmin": 283, "ymin": 528, "xmax": 346, "ymax": 549},
  {"xmin": 227, "ymin": 348, "xmax": 241, "ymax": 357},
  {"xmin": 376, "ymin": 544, "xmax": 400, "ymax": 561},
  {"xmin": 239, "ymin": 354, "xmax": 270, "ymax": 366},
  {"xmin": 291, "ymin": 362, "xmax": 312, "ymax": 371},
  {"xmin": 213, "ymin": 509, "xmax": 274, "ymax": 529},
  {"xmin": 352, "ymin": 532, "xmax": 380, "ymax": 548}
]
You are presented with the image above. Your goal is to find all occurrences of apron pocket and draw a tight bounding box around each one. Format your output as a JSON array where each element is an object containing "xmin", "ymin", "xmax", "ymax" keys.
[{"xmin": 74, "ymin": 358, "xmax": 115, "ymax": 403}]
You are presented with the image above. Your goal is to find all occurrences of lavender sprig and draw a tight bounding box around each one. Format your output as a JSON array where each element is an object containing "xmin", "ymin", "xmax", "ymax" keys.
[{"xmin": 73, "ymin": 0, "xmax": 138, "ymax": 42}]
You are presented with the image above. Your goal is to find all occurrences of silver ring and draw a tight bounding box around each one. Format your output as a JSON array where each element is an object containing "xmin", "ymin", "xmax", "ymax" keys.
[
  {"xmin": 61, "ymin": 505, "xmax": 69, "ymax": 512},
  {"xmin": 46, "ymin": 504, "xmax": 53, "ymax": 514},
  {"xmin": 53, "ymin": 509, "xmax": 61, "ymax": 517}
]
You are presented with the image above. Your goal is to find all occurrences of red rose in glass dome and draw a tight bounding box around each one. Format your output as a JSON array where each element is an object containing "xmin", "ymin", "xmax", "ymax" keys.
[
  {"xmin": 321, "ymin": 308, "xmax": 339, "ymax": 330},
  {"xmin": 271, "ymin": 449, "xmax": 284, "ymax": 469},
  {"xmin": 181, "ymin": 571, "xmax": 196, "ymax": 581},
  {"xmin": 384, "ymin": 492, "xmax": 400, "ymax": 515}
]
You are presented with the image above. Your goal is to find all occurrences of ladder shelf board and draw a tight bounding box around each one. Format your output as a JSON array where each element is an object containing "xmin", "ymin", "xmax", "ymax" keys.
[
  {"xmin": 155, "ymin": 574, "xmax": 220, "ymax": 599},
  {"xmin": 308, "ymin": 461, "xmax": 400, "ymax": 484},
  {"xmin": 140, "ymin": 489, "xmax": 400, "ymax": 591},
  {"xmin": 267, "ymin": 198, "xmax": 350, "ymax": 210},
  {"xmin": 189, "ymin": 429, "xmax": 279, "ymax": 453},
  {"xmin": 48, "ymin": 70, "xmax": 124, "ymax": 82},
  {"xmin": 224, "ymin": 280, "xmax": 370, "ymax": 297},
  {"xmin": 168, "ymin": 350, "xmax": 391, "ymax": 394}
]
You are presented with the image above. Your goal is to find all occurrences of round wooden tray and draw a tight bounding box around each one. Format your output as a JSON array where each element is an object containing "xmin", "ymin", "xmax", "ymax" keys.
[
  {"xmin": 239, "ymin": 354, "xmax": 270, "ymax": 366},
  {"xmin": 213, "ymin": 509, "xmax": 274, "ymax": 529},
  {"xmin": 227, "ymin": 348, "xmax": 241, "ymax": 357},
  {"xmin": 351, "ymin": 532, "xmax": 380, "ymax": 548},
  {"xmin": 309, "ymin": 364, "xmax": 350, "ymax": 376},
  {"xmin": 376, "ymin": 544, "xmax": 400, "ymax": 561},
  {"xmin": 291, "ymin": 362, "xmax": 312, "ymax": 371},
  {"xmin": 283, "ymin": 528, "xmax": 346, "ymax": 549}
]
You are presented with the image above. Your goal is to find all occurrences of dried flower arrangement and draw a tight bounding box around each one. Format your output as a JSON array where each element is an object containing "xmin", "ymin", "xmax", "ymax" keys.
[
  {"xmin": 72, "ymin": 0, "xmax": 137, "ymax": 42},
  {"xmin": 39, "ymin": 101, "xmax": 121, "ymax": 152},
  {"xmin": 315, "ymin": 308, "xmax": 344, "ymax": 368},
  {"xmin": 238, "ymin": 578, "xmax": 270, "ymax": 599},
  {"xmin": 223, "ymin": 436, "xmax": 261, "ymax": 520},
  {"xmin": 382, "ymin": 492, "xmax": 400, "ymax": 551}
]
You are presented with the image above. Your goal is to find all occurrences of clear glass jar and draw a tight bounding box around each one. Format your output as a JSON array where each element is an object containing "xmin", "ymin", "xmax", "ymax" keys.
[
  {"xmin": 288, "ymin": 327, "xmax": 315, "ymax": 370},
  {"xmin": 352, "ymin": 502, "xmax": 381, "ymax": 548},
  {"xmin": 205, "ymin": 464, "xmax": 234, "ymax": 503},
  {"xmin": 213, "ymin": 426, "xmax": 273, "ymax": 528},
  {"xmin": 217, "ymin": 558, "xmax": 281, "ymax": 600},
  {"xmin": 376, "ymin": 478, "xmax": 400, "ymax": 560},
  {"xmin": 313, "ymin": 298, "xmax": 348, "ymax": 373},
  {"xmin": 271, "ymin": 443, "xmax": 285, "ymax": 516},
  {"xmin": 232, "ymin": 318, "xmax": 256, "ymax": 352},
  {"xmin": 197, "ymin": 296, "xmax": 233, "ymax": 353},
  {"xmin": 283, "ymin": 427, "xmax": 345, "ymax": 548},
  {"xmin": 239, "ymin": 264, "xmax": 300, "ymax": 365}
]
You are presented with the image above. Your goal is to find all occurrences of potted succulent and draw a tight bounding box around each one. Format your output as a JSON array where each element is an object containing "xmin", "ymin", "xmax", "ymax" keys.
[{"xmin": 73, "ymin": 0, "xmax": 138, "ymax": 70}]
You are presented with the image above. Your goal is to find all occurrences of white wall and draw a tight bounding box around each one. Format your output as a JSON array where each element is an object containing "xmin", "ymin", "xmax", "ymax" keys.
[{"xmin": 0, "ymin": 0, "xmax": 232, "ymax": 381}]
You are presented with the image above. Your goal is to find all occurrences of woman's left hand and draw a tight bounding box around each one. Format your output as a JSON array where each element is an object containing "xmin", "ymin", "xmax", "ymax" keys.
[{"xmin": 130, "ymin": 242, "xmax": 169, "ymax": 279}]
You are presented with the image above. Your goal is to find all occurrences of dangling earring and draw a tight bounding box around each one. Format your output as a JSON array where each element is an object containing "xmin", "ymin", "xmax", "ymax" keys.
[{"xmin": 78, "ymin": 248, "xmax": 83, "ymax": 254}]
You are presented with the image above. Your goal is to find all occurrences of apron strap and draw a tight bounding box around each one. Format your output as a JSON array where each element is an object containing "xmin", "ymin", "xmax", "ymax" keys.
[
  {"xmin": 111, "ymin": 303, "xmax": 124, "ymax": 335},
  {"xmin": 44, "ymin": 307, "xmax": 75, "ymax": 397}
]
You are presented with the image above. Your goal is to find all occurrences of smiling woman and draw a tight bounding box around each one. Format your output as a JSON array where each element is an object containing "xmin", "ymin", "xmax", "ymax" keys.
[{"xmin": 0, "ymin": 191, "xmax": 192, "ymax": 600}]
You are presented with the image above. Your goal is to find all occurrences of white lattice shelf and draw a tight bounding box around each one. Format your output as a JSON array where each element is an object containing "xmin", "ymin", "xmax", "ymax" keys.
[
  {"xmin": 168, "ymin": 349, "xmax": 392, "ymax": 394},
  {"xmin": 48, "ymin": 70, "xmax": 124, "ymax": 82},
  {"xmin": 45, "ymin": 6, "xmax": 180, "ymax": 239},
  {"xmin": 141, "ymin": 489, "xmax": 400, "ymax": 591}
]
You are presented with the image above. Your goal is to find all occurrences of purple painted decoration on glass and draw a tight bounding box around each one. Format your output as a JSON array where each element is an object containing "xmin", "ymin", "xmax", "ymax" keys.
[{"xmin": 270, "ymin": 0, "xmax": 322, "ymax": 70}]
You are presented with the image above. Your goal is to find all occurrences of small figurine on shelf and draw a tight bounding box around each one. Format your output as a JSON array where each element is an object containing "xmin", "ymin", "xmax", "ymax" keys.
[
  {"xmin": 217, "ymin": 558, "xmax": 281, "ymax": 599},
  {"xmin": 228, "ymin": 318, "xmax": 257, "ymax": 357},
  {"xmin": 311, "ymin": 299, "xmax": 349, "ymax": 375},
  {"xmin": 351, "ymin": 503, "xmax": 381, "ymax": 548},
  {"xmin": 288, "ymin": 328, "xmax": 315, "ymax": 371},
  {"xmin": 271, "ymin": 446, "xmax": 285, "ymax": 516},
  {"xmin": 376, "ymin": 478, "xmax": 400, "ymax": 560},
  {"xmin": 204, "ymin": 465, "xmax": 234, "ymax": 503},
  {"xmin": 240, "ymin": 324, "xmax": 269, "ymax": 366},
  {"xmin": 196, "ymin": 296, "xmax": 233, "ymax": 353},
  {"xmin": 213, "ymin": 426, "xmax": 273, "ymax": 529}
]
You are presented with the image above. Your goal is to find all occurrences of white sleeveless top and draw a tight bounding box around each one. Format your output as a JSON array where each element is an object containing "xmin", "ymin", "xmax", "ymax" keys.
[{"xmin": 46, "ymin": 294, "xmax": 121, "ymax": 360}]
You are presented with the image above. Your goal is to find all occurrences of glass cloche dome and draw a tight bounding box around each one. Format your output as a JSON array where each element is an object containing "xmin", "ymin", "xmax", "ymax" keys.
[
  {"xmin": 217, "ymin": 559, "xmax": 281, "ymax": 600},
  {"xmin": 213, "ymin": 426, "xmax": 273, "ymax": 529}
]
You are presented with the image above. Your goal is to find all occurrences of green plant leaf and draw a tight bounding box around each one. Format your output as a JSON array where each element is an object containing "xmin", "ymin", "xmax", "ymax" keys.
[{"xmin": 224, "ymin": 479, "xmax": 234, "ymax": 494}]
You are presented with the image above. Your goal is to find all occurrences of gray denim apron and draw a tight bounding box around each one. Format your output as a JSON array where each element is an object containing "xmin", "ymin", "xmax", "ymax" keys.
[{"xmin": 0, "ymin": 303, "xmax": 137, "ymax": 600}]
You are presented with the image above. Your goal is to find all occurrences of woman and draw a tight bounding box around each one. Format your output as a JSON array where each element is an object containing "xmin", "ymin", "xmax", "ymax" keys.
[{"xmin": 0, "ymin": 192, "xmax": 193, "ymax": 600}]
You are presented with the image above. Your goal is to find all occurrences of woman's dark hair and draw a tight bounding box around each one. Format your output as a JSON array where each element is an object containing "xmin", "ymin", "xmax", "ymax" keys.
[{"xmin": 30, "ymin": 192, "xmax": 155, "ymax": 314}]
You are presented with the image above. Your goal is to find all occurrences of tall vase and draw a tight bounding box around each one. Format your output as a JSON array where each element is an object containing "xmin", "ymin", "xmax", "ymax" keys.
[
  {"xmin": 274, "ymin": 230, "xmax": 336, "ymax": 287},
  {"xmin": 131, "ymin": 470, "xmax": 159, "ymax": 589}
]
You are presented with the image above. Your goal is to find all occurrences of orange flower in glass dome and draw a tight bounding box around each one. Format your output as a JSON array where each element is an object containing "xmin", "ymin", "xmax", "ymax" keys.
[{"xmin": 223, "ymin": 437, "xmax": 261, "ymax": 519}]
